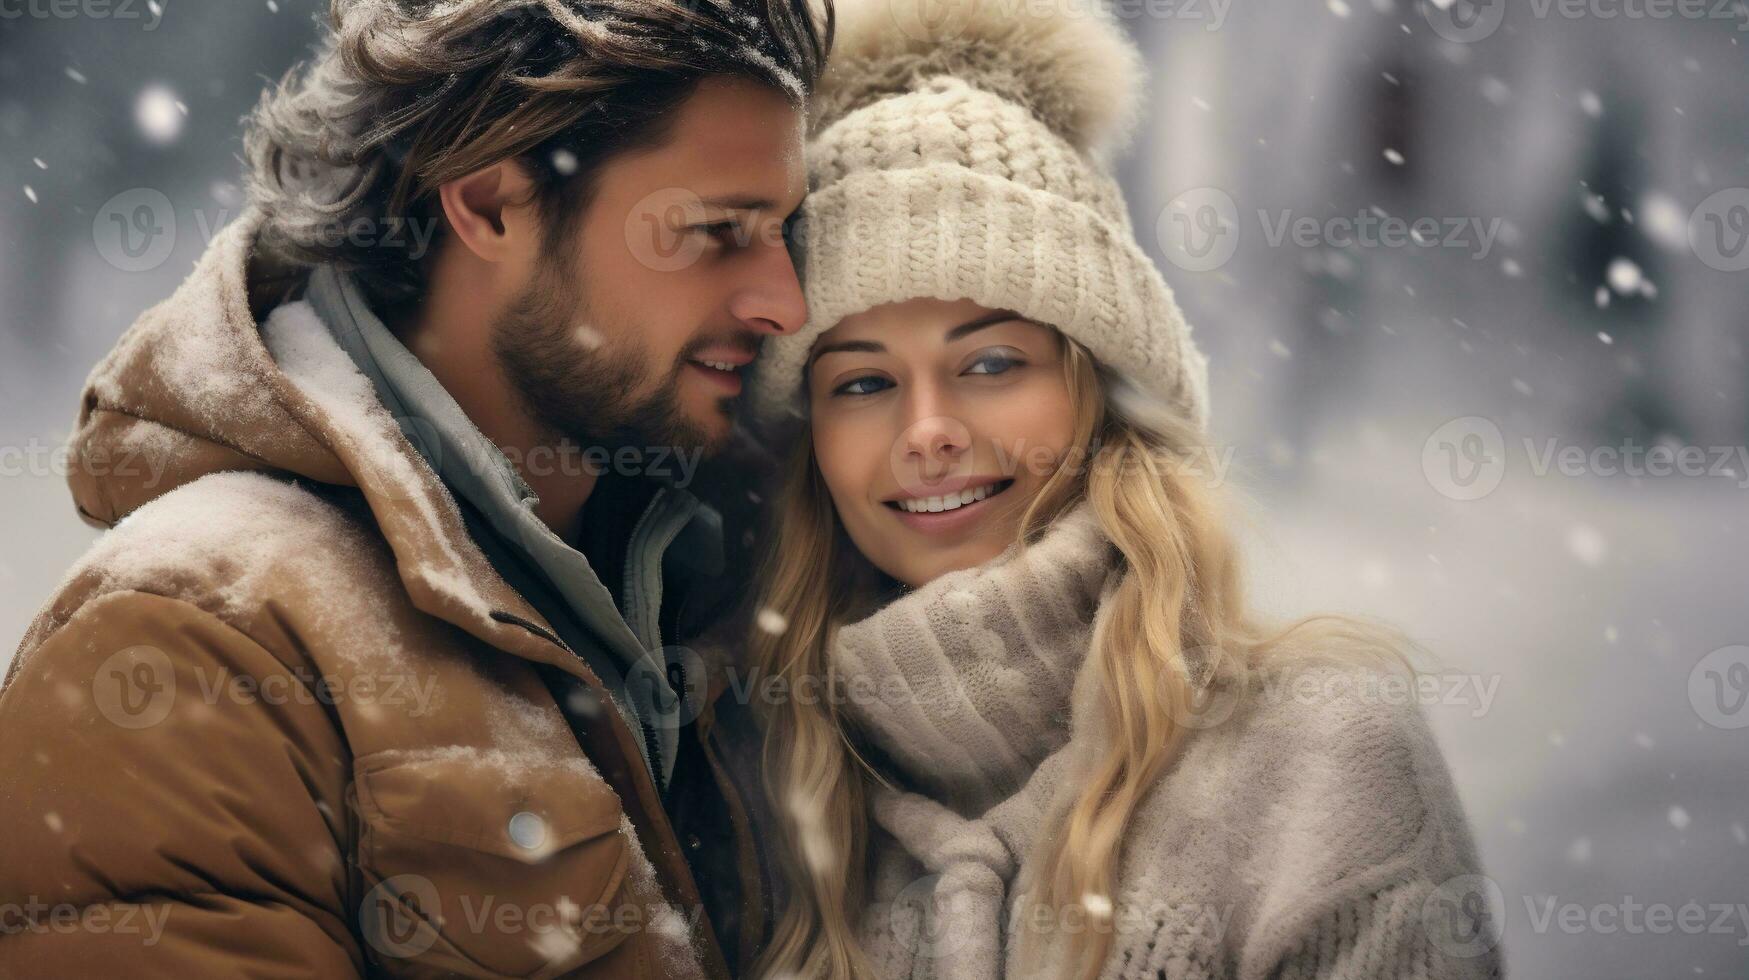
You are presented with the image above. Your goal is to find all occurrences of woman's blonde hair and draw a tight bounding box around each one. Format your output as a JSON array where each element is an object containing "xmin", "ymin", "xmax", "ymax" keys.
[{"xmin": 749, "ymin": 333, "xmax": 1417, "ymax": 980}]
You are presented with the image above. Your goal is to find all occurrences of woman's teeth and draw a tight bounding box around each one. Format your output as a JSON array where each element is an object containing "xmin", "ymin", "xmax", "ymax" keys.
[
  {"xmin": 894, "ymin": 481, "xmax": 1007, "ymax": 514},
  {"xmin": 697, "ymin": 360, "xmax": 738, "ymax": 372}
]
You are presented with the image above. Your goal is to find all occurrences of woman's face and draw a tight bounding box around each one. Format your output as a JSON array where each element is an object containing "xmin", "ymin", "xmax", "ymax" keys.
[{"xmin": 807, "ymin": 296, "xmax": 1077, "ymax": 588}]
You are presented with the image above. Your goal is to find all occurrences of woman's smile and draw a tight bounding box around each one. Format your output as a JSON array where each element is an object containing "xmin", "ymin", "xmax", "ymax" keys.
[{"xmin": 882, "ymin": 477, "xmax": 1015, "ymax": 534}]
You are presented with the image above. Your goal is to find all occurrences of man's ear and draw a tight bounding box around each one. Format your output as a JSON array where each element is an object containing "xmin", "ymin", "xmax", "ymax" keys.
[{"xmin": 437, "ymin": 159, "xmax": 540, "ymax": 264}]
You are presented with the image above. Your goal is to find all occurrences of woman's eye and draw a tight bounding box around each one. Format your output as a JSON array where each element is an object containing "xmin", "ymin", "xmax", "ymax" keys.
[
  {"xmin": 965, "ymin": 352, "xmax": 1021, "ymax": 375},
  {"xmin": 833, "ymin": 375, "xmax": 893, "ymax": 397}
]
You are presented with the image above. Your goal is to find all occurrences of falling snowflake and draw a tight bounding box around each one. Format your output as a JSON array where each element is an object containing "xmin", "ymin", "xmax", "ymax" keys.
[
  {"xmin": 1566, "ymin": 524, "xmax": 1606, "ymax": 565},
  {"xmin": 756, "ymin": 607, "xmax": 789, "ymax": 635},
  {"xmin": 1606, "ymin": 258, "xmax": 1644, "ymax": 296},
  {"xmin": 1638, "ymin": 193, "xmax": 1688, "ymax": 251},
  {"xmin": 136, "ymin": 84, "xmax": 186, "ymax": 145}
]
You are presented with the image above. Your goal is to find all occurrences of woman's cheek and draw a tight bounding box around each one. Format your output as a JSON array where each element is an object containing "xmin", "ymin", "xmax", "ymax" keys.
[
  {"xmin": 814, "ymin": 416, "xmax": 878, "ymax": 514},
  {"xmin": 983, "ymin": 389, "xmax": 1073, "ymax": 478}
]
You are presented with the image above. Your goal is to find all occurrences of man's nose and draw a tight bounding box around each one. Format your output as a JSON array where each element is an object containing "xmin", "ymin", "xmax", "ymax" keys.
[{"xmin": 727, "ymin": 239, "xmax": 808, "ymax": 336}]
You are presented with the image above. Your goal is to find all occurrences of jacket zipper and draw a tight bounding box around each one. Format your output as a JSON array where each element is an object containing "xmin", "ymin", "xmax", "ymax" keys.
[
  {"xmin": 624, "ymin": 486, "xmax": 703, "ymax": 798},
  {"xmin": 623, "ymin": 489, "xmax": 667, "ymax": 791}
]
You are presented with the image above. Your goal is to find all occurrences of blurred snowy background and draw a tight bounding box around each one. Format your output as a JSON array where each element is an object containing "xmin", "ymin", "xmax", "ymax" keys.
[{"xmin": 1, "ymin": 1, "xmax": 1746, "ymax": 976}]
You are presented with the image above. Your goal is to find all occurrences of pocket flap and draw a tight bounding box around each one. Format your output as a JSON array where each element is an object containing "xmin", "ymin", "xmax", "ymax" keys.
[{"xmin": 354, "ymin": 749, "xmax": 623, "ymax": 861}]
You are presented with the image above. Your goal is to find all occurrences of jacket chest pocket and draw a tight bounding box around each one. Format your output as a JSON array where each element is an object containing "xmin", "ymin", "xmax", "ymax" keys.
[{"xmin": 350, "ymin": 749, "xmax": 644, "ymax": 978}]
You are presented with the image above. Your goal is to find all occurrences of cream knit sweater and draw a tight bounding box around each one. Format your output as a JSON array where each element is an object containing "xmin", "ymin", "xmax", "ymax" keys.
[{"xmin": 829, "ymin": 505, "xmax": 1505, "ymax": 979}]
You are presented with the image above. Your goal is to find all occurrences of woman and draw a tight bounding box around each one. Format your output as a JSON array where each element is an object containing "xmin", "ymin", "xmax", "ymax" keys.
[{"xmin": 739, "ymin": 0, "xmax": 1502, "ymax": 977}]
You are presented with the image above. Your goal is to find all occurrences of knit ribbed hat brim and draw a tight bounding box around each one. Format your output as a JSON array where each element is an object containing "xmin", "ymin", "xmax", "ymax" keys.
[{"xmin": 750, "ymin": 161, "xmax": 1210, "ymax": 432}]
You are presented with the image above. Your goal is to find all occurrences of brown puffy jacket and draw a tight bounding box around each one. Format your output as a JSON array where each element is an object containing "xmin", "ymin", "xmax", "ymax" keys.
[{"xmin": 0, "ymin": 210, "xmax": 765, "ymax": 978}]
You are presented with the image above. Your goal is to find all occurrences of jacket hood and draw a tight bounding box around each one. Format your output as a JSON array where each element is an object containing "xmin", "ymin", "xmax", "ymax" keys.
[{"xmin": 65, "ymin": 206, "xmax": 582, "ymax": 671}]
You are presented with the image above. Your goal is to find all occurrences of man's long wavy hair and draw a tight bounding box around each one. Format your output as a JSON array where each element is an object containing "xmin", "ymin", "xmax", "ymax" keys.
[
  {"xmin": 749, "ymin": 334, "xmax": 1419, "ymax": 979},
  {"xmin": 242, "ymin": 0, "xmax": 832, "ymax": 314}
]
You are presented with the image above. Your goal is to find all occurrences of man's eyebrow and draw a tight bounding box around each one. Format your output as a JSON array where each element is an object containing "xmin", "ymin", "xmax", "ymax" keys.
[
  {"xmin": 700, "ymin": 191, "xmax": 810, "ymax": 219},
  {"xmin": 698, "ymin": 195, "xmax": 779, "ymax": 211}
]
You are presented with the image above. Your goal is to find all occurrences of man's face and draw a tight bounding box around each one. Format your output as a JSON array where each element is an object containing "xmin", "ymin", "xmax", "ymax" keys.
[{"xmin": 494, "ymin": 75, "xmax": 808, "ymax": 456}]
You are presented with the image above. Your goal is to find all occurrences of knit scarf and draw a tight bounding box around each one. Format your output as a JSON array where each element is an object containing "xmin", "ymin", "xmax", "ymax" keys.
[{"xmin": 829, "ymin": 502, "xmax": 1121, "ymax": 979}]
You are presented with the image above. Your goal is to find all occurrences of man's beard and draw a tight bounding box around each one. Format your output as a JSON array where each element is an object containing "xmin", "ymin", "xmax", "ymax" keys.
[{"xmin": 490, "ymin": 254, "xmax": 727, "ymax": 458}]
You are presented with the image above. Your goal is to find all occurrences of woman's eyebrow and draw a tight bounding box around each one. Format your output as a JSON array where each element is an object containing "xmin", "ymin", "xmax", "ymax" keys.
[
  {"xmin": 807, "ymin": 339, "xmax": 885, "ymax": 368},
  {"xmin": 807, "ymin": 311, "xmax": 1027, "ymax": 368},
  {"xmin": 945, "ymin": 310, "xmax": 1026, "ymax": 341}
]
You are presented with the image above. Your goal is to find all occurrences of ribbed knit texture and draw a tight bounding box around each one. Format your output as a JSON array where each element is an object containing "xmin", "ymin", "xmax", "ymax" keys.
[
  {"xmin": 748, "ymin": 0, "xmax": 1210, "ymax": 436},
  {"xmin": 828, "ymin": 504, "xmax": 1505, "ymax": 979}
]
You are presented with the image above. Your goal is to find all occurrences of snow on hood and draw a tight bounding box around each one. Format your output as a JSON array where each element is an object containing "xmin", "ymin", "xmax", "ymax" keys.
[{"xmin": 63, "ymin": 207, "xmax": 549, "ymax": 655}]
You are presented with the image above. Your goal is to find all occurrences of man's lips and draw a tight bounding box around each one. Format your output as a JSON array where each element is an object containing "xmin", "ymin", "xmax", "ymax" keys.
[
  {"xmin": 682, "ymin": 341, "xmax": 757, "ymax": 393},
  {"xmin": 686, "ymin": 348, "xmax": 755, "ymax": 371},
  {"xmin": 685, "ymin": 359, "xmax": 745, "ymax": 394}
]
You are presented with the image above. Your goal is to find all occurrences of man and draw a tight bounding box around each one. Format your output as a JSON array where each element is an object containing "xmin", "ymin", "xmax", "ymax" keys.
[{"xmin": 0, "ymin": 0, "xmax": 829, "ymax": 976}]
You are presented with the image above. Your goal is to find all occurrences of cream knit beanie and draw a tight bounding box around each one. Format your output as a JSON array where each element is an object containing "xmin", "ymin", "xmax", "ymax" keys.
[{"xmin": 748, "ymin": 0, "xmax": 1210, "ymax": 435}]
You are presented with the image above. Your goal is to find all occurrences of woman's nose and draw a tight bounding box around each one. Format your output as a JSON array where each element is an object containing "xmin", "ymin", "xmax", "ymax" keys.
[{"xmin": 893, "ymin": 410, "xmax": 972, "ymax": 486}]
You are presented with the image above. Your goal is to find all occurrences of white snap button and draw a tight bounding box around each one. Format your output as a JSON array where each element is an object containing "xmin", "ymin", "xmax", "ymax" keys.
[{"xmin": 508, "ymin": 810, "xmax": 547, "ymax": 851}]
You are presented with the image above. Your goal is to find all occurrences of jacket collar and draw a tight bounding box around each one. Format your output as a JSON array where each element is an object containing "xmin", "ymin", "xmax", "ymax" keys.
[
  {"xmin": 301, "ymin": 263, "xmax": 731, "ymax": 790},
  {"xmin": 67, "ymin": 208, "xmax": 628, "ymax": 684}
]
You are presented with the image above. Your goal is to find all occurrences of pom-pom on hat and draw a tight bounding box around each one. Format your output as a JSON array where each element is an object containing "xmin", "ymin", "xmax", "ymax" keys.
[{"xmin": 748, "ymin": 0, "xmax": 1210, "ymax": 437}]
